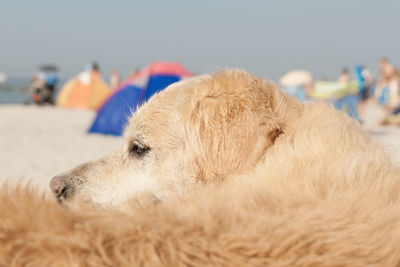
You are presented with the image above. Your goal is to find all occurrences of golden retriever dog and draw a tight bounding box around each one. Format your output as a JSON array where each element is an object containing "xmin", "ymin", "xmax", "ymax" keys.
[
  {"xmin": 49, "ymin": 69, "xmax": 295, "ymax": 207},
  {"xmin": 2, "ymin": 69, "xmax": 400, "ymax": 266}
]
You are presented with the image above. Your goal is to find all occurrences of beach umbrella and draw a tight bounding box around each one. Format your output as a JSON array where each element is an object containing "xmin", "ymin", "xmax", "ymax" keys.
[
  {"xmin": 88, "ymin": 61, "xmax": 191, "ymax": 136},
  {"xmin": 39, "ymin": 64, "xmax": 59, "ymax": 72},
  {"xmin": 279, "ymin": 70, "xmax": 313, "ymax": 87},
  {"xmin": 279, "ymin": 70, "xmax": 314, "ymax": 101},
  {"xmin": 57, "ymin": 70, "xmax": 111, "ymax": 110}
]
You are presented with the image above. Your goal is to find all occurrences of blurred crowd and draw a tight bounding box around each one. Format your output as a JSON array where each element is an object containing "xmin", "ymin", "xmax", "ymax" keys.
[
  {"xmin": 27, "ymin": 62, "xmax": 119, "ymax": 106},
  {"xmin": 28, "ymin": 58, "xmax": 400, "ymax": 126},
  {"xmin": 280, "ymin": 57, "xmax": 400, "ymax": 125},
  {"xmin": 342, "ymin": 58, "xmax": 400, "ymax": 125}
]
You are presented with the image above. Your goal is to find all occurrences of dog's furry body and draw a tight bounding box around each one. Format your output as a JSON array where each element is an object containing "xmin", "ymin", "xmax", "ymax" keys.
[{"xmin": 2, "ymin": 69, "xmax": 400, "ymax": 266}]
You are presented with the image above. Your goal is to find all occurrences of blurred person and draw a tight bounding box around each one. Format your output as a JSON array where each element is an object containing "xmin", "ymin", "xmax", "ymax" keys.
[
  {"xmin": 29, "ymin": 71, "xmax": 56, "ymax": 105},
  {"xmin": 29, "ymin": 72, "xmax": 45, "ymax": 104},
  {"xmin": 79, "ymin": 62, "xmax": 101, "ymax": 85},
  {"xmin": 374, "ymin": 58, "xmax": 400, "ymax": 125},
  {"xmin": 110, "ymin": 70, "xmax": 120, "ymax": 90},
  {"xmin": 379, "ymin": 57, "xmax": 397, "ymax": 84},
  {"xmin": 92, "ymin": 62, "xmax": 99, "ymax": 73},
  {"xmin": 356, "ymin": 65, "xmax": 373, "ymax": 121},
  {"xmin": 43, "ymin": 74, "xmax": 58, "ymax": 104},
  {"xmin": 338, "ymin": 68, "xmax": 350, "ymax": 83},
  {"xmin": 374, "ymin": 57, "xmax": 397, "ymax": 99},
  {"xmin": 84, "ymin": 62, "xmax": 100, "ymax": 73}
]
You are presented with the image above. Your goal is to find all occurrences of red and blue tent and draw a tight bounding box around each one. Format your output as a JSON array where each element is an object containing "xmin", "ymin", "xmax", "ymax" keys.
[{"xmin": 88, "ymin": 62, "xmax": 191, "ymax": 136}]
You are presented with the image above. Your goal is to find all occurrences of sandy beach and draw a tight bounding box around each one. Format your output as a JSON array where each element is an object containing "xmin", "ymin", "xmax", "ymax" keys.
[
  {"xmin": 0, "ymin": 105, "xmax": 121, "ymax": 192},
  {"xmin": 1, "ymin": 104, "xmax": 400, "ymax": 193}
]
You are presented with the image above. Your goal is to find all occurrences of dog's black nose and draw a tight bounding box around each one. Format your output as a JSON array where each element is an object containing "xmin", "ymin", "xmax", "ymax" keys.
[{"xmin": 50, "ymin": 176, "xmax": 75, "ymax": 202}]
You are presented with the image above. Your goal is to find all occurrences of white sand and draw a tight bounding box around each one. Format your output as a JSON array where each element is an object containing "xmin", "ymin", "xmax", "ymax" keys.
[
  {"xmin": 362, "ymin": 105, "xmax": 400, "ymax": 164},
  {"xmin": 1, "ymin": 104, "xmax": 400, "ymax": 193},
  {"xmin": 0, "ymin": 105, "xmax": 122, "ymax": 192}
]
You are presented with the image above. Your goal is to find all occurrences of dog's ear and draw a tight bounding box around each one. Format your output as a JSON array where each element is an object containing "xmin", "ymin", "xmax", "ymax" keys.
[
  {"xmin": 182, "ymin": 70, "xmax": 288, "ymax": 182},
  {"xmin": 243, "ymin": 80, "xmax": 287, "ymax": 168}
]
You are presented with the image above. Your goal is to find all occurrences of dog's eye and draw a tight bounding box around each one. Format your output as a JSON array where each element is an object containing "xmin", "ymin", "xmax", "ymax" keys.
[{"xmin": 129, "ymin": 142, "xmax": 150, "ymax": 156}]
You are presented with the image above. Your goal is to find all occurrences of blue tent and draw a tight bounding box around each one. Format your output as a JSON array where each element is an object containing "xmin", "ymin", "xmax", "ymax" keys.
[
  {"xmin": 88, "ymin": 62, "xmax": 191, "ymax": 136},
  {"xmin": 88, "ymin": 85, "xmax": 144, "ymax": 135}
]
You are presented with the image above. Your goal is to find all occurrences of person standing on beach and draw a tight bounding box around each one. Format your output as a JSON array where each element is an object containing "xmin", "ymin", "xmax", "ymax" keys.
[
  {"xmin": 356, "ymin": 65, "xmax": 373, "ymax": 121},
  {"xmin": 374, "ymin": 58, "xmax": 400, "ymax": 124},
  {"xmin": 110, "ymin": 70, "xmax": 120, "ymax": 90},
  {"xmin": 338, "ymin": 68, "xmax": 350, "ymax": 83}
]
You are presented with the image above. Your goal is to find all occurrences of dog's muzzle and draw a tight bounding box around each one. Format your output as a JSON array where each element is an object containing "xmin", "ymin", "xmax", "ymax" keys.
[{"xmin": 49, "ymin": 176, "xmax": 76, "ymax": 203}]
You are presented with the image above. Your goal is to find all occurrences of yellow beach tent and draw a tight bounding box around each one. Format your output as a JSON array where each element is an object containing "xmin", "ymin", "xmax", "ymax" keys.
[{"xmin": 57, "ymin": 70, "xmax": 111, "ymax": 110}]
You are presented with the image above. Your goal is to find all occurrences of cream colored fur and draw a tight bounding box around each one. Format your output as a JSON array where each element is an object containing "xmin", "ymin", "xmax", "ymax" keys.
[
  {"xmin": 52, "ymin": 70, "xmax": 299, "ymax": 206},
  {"xmin": 2, "ymin": 69, "xmax": 400, "ymax": 266}
]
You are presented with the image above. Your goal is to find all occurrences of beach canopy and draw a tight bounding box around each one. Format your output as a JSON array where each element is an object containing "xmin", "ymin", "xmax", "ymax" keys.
[
  {"xmin": 280, "ymin": 70, "xmax": 313, "ymax": 87},
  {"xmin": 39, "ymin": 64, "xmax": 59, "ymax": 72},
  {"xmin": 57, "ymin": 70, "xmax": 111, "ymax": 110},
  {"xmin": 88, "ymin": 61, "xmax": 191, "ymax": 136}
]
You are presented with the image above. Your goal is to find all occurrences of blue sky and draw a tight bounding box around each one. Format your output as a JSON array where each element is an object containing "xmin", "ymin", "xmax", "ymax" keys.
[{"xmin": 0, "ymin": 0, "xmax": 399, "ymax": 81}]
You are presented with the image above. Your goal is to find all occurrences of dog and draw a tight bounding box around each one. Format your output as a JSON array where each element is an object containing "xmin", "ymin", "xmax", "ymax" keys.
[
  {"xmin": 50, "ymin": 69, "xmax": 394, "ymax": 208},
  {"xmin": 49, "ymin": 69, "xmax": 298, "ymax": 206},
  {"xmin": 3, "ymin": 69, "xmax": 400, "ymax": 266}
]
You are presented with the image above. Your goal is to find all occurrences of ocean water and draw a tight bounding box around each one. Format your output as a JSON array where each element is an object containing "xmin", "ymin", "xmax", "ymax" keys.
[
  {"xmin": 0, "ymin": 78, "xmax": 31, "ymax": 104},
  {"xmin": 0, "ymin": 90, "xmax": 31, "ymax": 104},
  {"xmin": 0, "ymin": 77, "xmax": 63, "ymax": 104},
  {"xmin": 0, "ymin": 78, "xmax": 30, "ymax": 104},
  {"xmin": 0, "ymin": 76, "xmax": 69, "ymax": 104}
]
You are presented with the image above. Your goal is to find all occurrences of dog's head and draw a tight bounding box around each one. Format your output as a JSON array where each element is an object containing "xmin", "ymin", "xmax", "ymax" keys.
[{"xmin": 50, "ymin": 69, "xmax": 300, "ymax": 207}]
